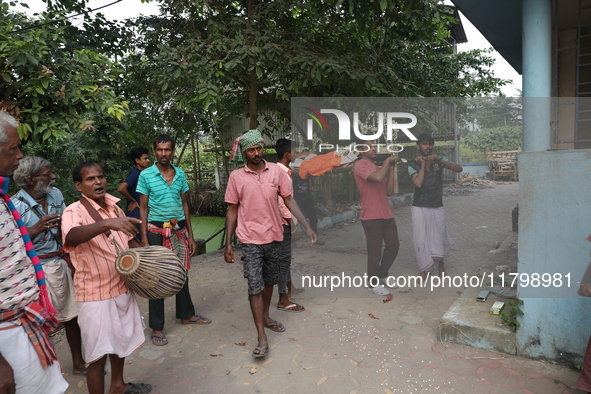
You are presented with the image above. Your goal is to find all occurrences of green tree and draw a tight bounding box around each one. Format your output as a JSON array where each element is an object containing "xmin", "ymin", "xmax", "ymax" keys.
[
  {"xmin": 0, "ymin": 2, "xmax": 128, "ymax": 141},
  {"xmin": 462, "ymin": 96, "xmax": 522, "ymax": 134},
  {"xmin": 21, "ymin": 114, "xmax": 142, "ymax": 203},
  {"xmin": 129, "ymin": 0, "xmax": 507, "ymax": 140}
]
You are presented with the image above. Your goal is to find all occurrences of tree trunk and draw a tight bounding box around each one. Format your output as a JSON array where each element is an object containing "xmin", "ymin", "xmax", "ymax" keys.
[
  {"xmin": 191, "ymin": 131, "xmax": 199, "ymax": 193},
  {"xmin": 248, "ymin": 0, "xmax": 257, "ymax": 129},
  {"xmin": 249, "ymin": 70, "xmax": 258, "ymax": 129}
]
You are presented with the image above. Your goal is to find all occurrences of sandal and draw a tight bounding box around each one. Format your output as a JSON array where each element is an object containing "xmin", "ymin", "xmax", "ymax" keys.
[
  {"xmin": 277, "ymin": 303, "xmax": 305, "ymax": 312},
  {"xmin": 263, "ymin": 320, "xmax": 285, "ymax": 332},
  {"xmin": 181, "ymin": 315, "xmax": 212, "ymax": 325},
  {"xmin": 124, "ymin": 382, "xmax": 152, "ymax": 393},
  {"xmin": 368, "ymin": 285, "xmax": 391, "ymax": 296},
  {"xmin": 150, "ymin": 333, "xmax": 168, "ymax": 346},
  {"xmin": 252, "ymin": 346, "xmax": 269, "ymax": 358}
]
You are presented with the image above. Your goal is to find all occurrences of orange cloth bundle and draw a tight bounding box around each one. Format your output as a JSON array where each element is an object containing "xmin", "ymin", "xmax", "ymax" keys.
[{"xmin": 299, "ymin": 151, "xmax": 342, "ymax": 179}]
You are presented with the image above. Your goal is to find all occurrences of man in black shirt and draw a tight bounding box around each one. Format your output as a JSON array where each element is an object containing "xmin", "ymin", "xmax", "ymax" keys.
[{"xmin": 408, "ymin": 134, "xmax": 462, "ymax": 279}]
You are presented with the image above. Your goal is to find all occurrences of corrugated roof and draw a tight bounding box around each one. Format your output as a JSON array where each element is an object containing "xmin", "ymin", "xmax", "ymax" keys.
[
  {"xmin": 447, "ymin": 6, "xmax": 468, "ymax": 45},
  {"xmin": 451, "ymin": 0, "xmax": 522, "ymax": 74}
]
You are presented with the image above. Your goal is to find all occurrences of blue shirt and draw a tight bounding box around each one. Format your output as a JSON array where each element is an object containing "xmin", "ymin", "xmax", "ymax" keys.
[
  {"xmin": 136, "ymin": 163, "xmax": 189, "ymax": 222},
  {"xmin": 123, "ymin": 166, "xmax": 141, "ymax": 219},
  {"xmin": 12, "ymin": 188, "xmax": 66, "ymax": 264}
]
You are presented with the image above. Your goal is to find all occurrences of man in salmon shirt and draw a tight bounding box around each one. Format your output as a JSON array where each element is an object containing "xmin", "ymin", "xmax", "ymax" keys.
[
  {"xmin": 62, "ymin": 161, "xmax": 151, "ymax": 394},
  {"xmin": 224, "ymin": 130, "xmax": 316, "ymax": 358},
  {"xmin": 353, "ymin": 140, "xmax": 400, "ymax": 297}
]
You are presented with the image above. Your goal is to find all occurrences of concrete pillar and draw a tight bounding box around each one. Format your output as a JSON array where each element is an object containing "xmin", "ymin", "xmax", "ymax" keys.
[{"xmin": 522, "ymin": 0, "xmax": 552, "ymax": 152}]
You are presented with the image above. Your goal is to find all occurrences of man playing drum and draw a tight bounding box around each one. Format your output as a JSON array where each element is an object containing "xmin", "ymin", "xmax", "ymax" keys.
[
  {"xmin": 62, "ymin": 161, "xmax": 151, "ymax": 394},
  {"xmin": 12, "ymin": 156, "xmax": 86, "ymax": 375},
  {"xmin": 137, "ymin": 134, "xmax": 210, "ymax": 347}
]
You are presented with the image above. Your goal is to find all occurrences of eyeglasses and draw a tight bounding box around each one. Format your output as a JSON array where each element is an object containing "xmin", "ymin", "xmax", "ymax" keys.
[{"xmin": 30, "ymin": 170, "xmax": 54, "ymax": 178}]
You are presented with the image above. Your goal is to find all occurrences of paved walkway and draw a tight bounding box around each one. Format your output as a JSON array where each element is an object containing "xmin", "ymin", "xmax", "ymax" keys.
[{"xmin": 56, "ymin": 182, "xmax": 583, "ymax": 393}]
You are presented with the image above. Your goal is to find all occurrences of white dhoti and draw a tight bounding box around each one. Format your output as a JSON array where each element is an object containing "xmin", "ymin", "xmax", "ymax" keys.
[
  {"xmin": 43, "ymin": 257, "xmax": 78, "ymax": 322},
  {"xmin": 0, "ymin": 323, "xmax": 69, "ymax": 394},
  {"xmin": 77, "ymin": 291, "xmax": 145, "ymax": 366},
  {"xmin": 411, "ymin": 206, "xmax": 453, "ymax": 273}
]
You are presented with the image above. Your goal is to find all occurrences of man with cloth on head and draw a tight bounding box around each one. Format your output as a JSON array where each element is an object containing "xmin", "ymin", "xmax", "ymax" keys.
[
  {"xmin": 62, "ymin": 161, "xmax": 151, "ymax": 394},
  {"xmin": 224, "ymin": 130, "xmax": 316, "ymax": 358},
  {"xmin": 0, "ymin": 112, "xmax": 68, "ymax": 394},
  {"xmin": 408, "ymin": 133, "xmax": 462, "ymax": 279},
  {"xmin": 12, "ymin": 156, "xmax": 86, "ymax": 375},
  {"xmin": 137, "ymin": 134, "xmax": 210, "ymax": 347}
]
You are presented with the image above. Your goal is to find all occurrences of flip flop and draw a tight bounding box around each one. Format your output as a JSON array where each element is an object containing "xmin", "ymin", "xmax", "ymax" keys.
[
  {"xmin": 277, "ymin": 303, "xmax": 305, "ymax": 312},
  {"xmin": 181, "ymin": 315, "xmax": 212, "ymax": 325},
  {"xmin": 124, "ymin": 382, "xmax": 152, "ymax": 393},
  {"xmin": 252, "ymin": 346, "xmax": 269, "ymax": 358},
  {"xmin": 264, "ymin": 320, "xmax": 285, "ymax": 332},
  {"xmin": 150, "ymin": 333, "xmax": 168, "ymax": 346}
]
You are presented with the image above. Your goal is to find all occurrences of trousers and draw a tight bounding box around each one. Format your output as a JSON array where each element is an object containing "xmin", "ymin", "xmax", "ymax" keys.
[
  {"xmin": 147, "ymin": 231, "xmax": 195, "ymax": 331},
  {"xmin": 361, "ymin": 218, "xmax": 400, "ymax": 280}
]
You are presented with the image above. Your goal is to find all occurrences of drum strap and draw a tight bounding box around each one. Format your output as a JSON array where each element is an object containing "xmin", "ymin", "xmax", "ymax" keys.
[
  {"xmin": 79, "ymin": 197, "xmax": 114, "ymax": 237},
  {"xmin": 79, "ymin": 197, "xmax": 141, "ymax": 249}
]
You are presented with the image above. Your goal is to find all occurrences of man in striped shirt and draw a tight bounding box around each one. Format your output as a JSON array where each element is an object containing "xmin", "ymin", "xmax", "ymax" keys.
[
  {"xmin": 137, "ymin": 134, "xmax": 210, "ymax": 347},
  {"xmin": 62, "ymin": 162, "xmax": 150, "ymax": 394}
]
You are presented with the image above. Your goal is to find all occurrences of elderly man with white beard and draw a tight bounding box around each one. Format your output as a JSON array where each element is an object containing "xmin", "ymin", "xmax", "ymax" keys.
[{"xmin": 12, "ymin": 156, "xmax": 86, "ymax": 376}]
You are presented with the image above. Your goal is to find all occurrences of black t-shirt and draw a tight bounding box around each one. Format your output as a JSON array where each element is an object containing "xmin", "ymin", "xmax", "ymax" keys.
[
  {"xmin": 408, "ymin": 160, "xmax": 445, "ymax": 208},
  {"xmin": 293, "ymin": 176, "xmax": 312, "ymax": 199}
]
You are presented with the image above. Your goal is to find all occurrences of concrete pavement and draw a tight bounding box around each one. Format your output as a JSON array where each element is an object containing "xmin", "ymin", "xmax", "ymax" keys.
[{"xmin": 55, "ymin": 182, "xmax": 583, "ymax": 393}]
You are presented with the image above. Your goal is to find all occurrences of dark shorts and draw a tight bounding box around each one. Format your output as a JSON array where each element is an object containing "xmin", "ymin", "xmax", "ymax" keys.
[{"xmin": 242, "ymin": 242, "xmax": 281, "ymax": 295}]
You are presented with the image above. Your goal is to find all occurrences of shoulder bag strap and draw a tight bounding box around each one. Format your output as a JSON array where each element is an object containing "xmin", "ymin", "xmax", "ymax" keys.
[{"xmin": 79, "ymin": 197, "xmax": 112, "ymax": 238}]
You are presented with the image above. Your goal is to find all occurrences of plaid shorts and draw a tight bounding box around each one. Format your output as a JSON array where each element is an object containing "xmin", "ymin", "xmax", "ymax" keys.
[{"xmin": 242, "ymin": 242, "xmax": 281, "ymax": 296}]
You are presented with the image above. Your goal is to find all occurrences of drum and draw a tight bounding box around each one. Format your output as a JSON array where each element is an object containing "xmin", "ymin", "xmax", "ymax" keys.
[{"xmin": 115, "ymin": 246, "xmax": 187, "ymax": 299}]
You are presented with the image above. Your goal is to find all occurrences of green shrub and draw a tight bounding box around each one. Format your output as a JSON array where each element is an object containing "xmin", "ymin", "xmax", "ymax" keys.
[{"xmin": 464, "ymin": 125, "xmax": 522, "ymax": 152}]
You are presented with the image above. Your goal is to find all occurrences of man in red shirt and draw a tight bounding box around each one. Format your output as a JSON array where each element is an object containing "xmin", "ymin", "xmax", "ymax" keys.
[{"xmin": 353, "ymin": 140, "xmax": 400, "ymax": 296}]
